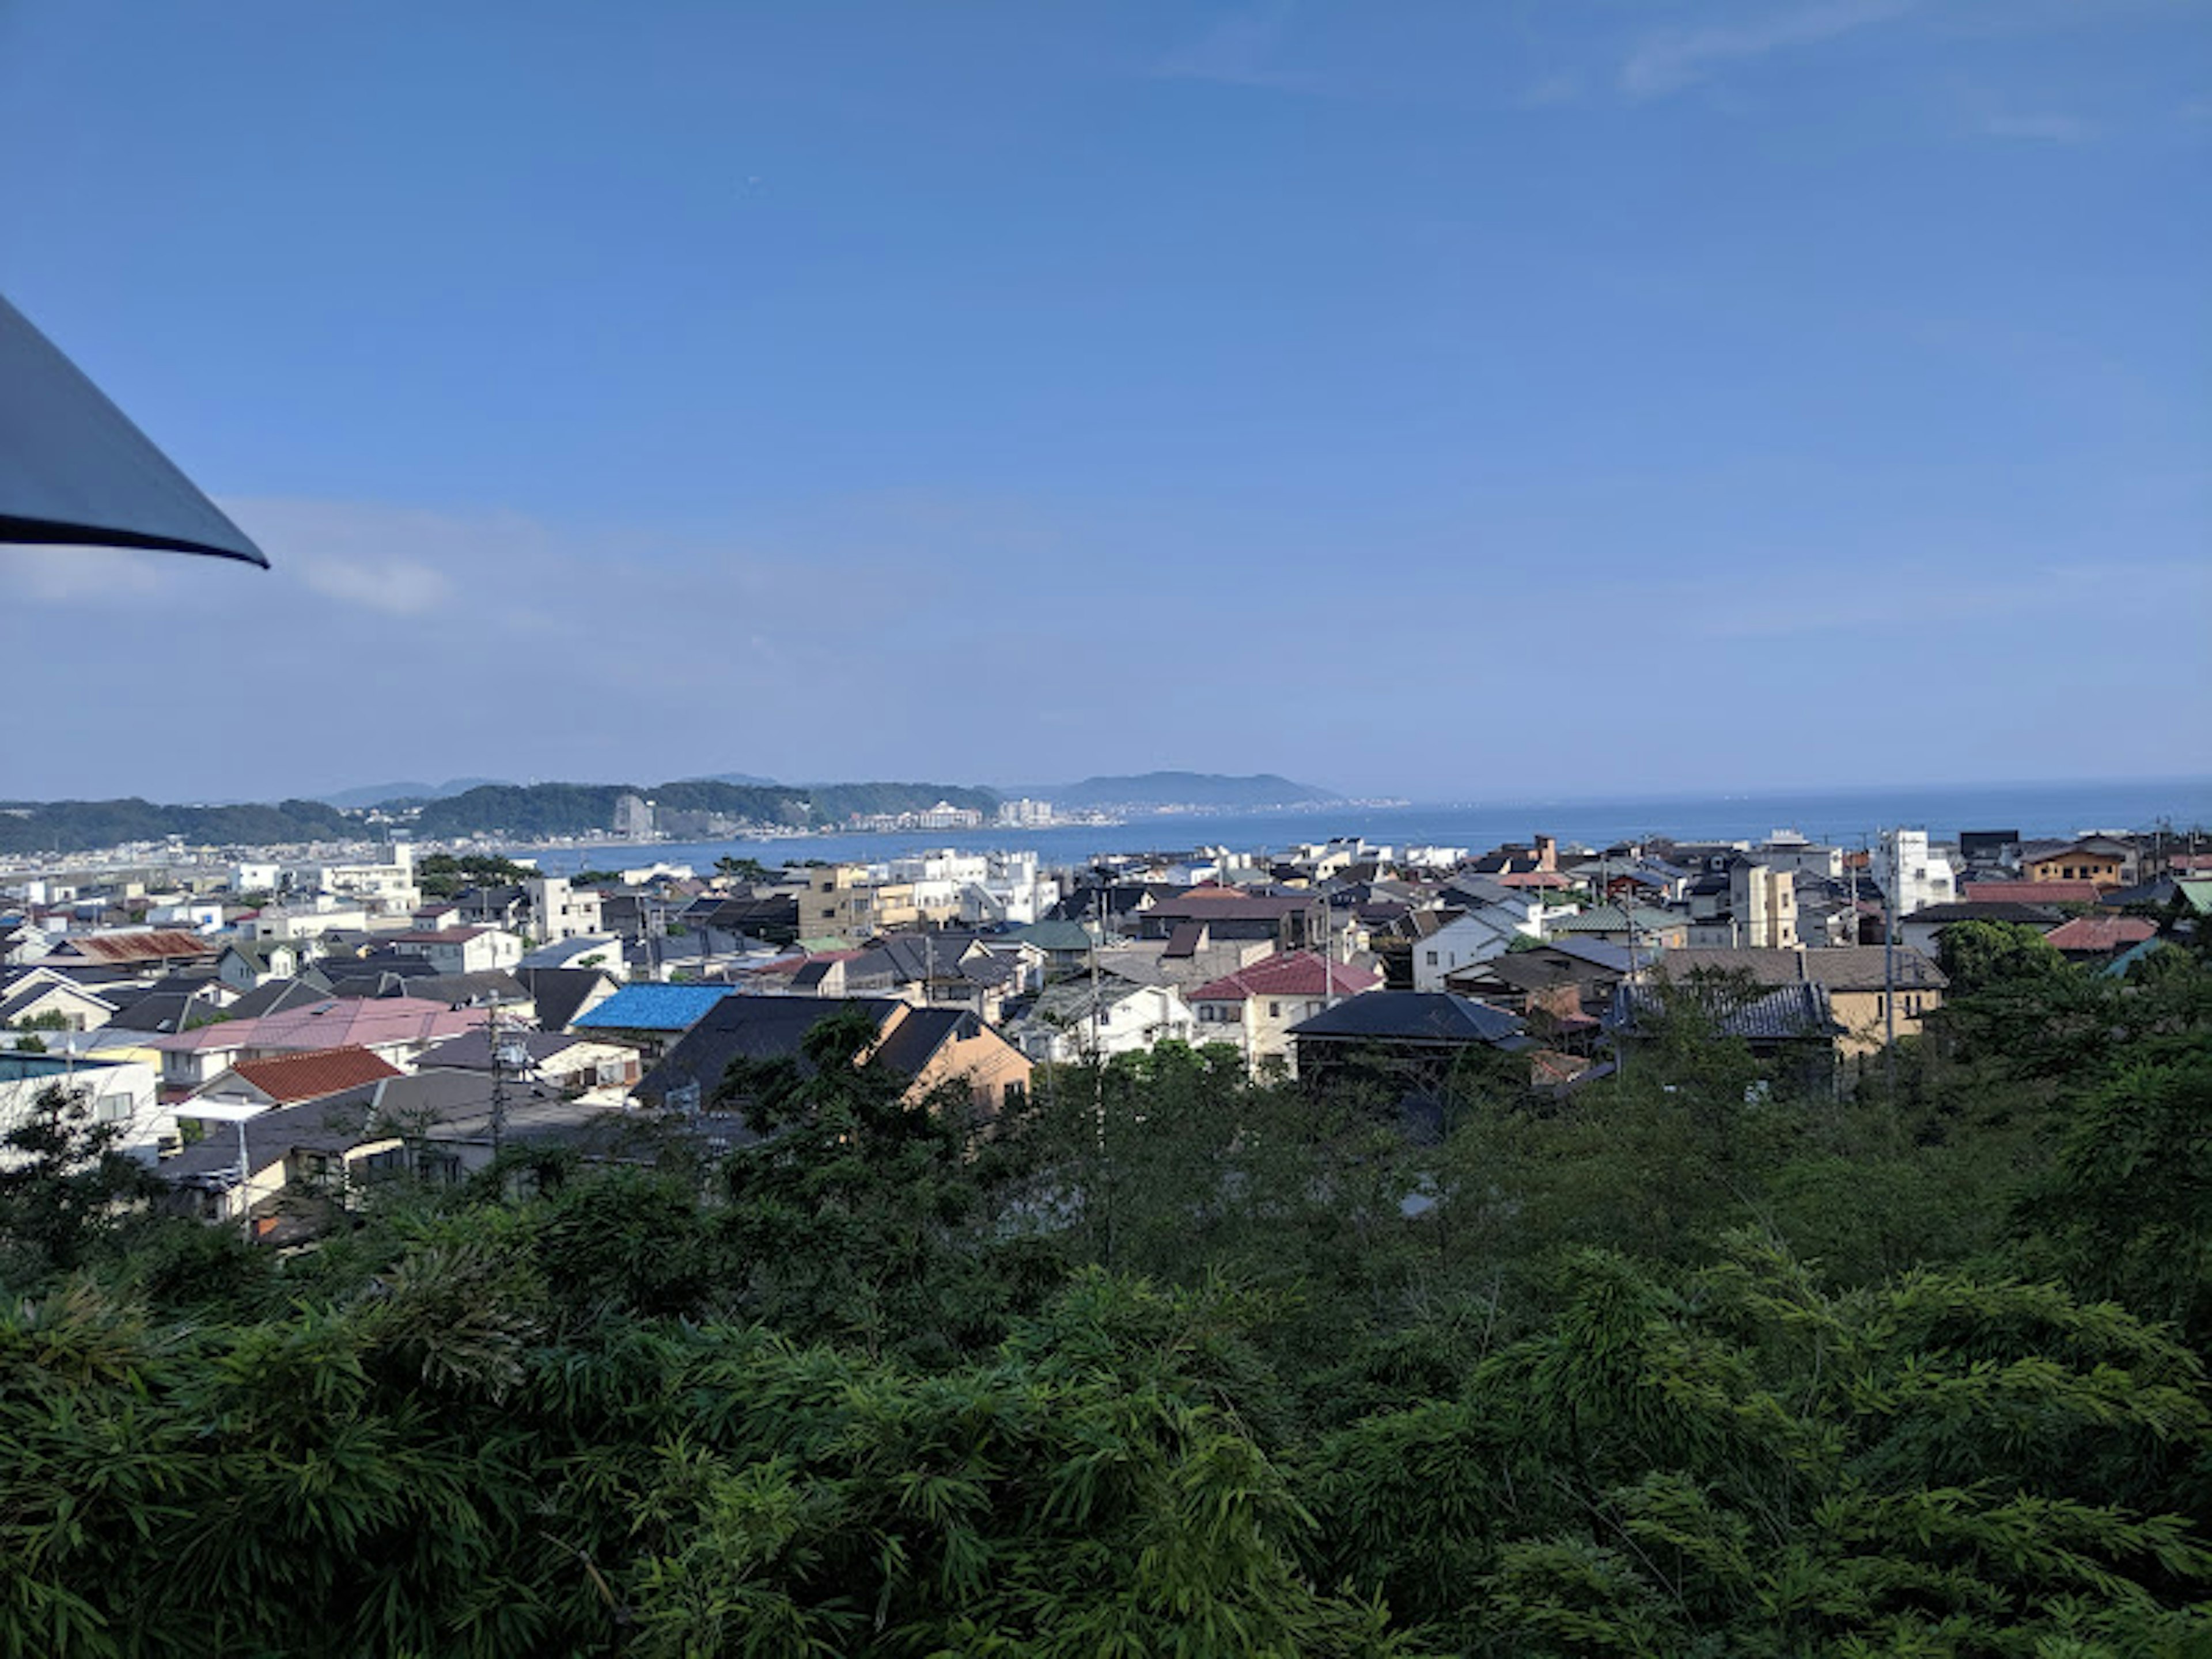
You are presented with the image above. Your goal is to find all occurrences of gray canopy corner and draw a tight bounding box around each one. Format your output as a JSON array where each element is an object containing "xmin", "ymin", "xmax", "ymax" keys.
[{"xmin": 0, "ymin": 292, "xmax": 267, "ymax": 568}]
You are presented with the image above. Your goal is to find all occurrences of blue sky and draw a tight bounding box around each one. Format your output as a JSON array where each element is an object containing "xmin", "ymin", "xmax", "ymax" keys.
[{"xmin": 2, "ymin": 0, "xmax": 2206, "ymax": 803}]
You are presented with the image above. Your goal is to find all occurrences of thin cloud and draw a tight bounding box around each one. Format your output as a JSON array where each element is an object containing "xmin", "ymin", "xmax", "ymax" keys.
[
  {"xmin": 1153, "ymin": 2, "xmax": 1316, "ymax": 92},
  {"xmin": 1983, "ymin": 111, "xmax": 2093, "ymax": 142},
  {"xmin": 1520, "ymin": 72, "xmax": 1584, "ymax": 109},
  {"xmin": 1620, "ymin": 0, "xmax": 1915, "ymax": 99}
]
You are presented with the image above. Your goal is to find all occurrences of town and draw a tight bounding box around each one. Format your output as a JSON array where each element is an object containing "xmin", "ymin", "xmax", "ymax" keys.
[{"xmin": 3, "ymin": 810, "xmax": 2201, "ymax": 1240}]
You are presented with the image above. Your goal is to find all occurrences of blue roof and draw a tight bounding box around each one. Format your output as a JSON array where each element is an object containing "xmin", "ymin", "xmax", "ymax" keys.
[{"xmin": 571, "ymin": 983, "xmax": 732, "ymax": 1032}]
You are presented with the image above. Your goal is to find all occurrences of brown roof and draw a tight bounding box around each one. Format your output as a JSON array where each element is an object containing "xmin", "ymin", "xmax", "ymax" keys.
[
  {"xmin": 1964, "ymin": 880, "xmax": 2100, "ymax": 906},
  {"xmin": 54, "ymin": 929, "xmax": 217, "ymax": 964},
  {"xmin": 2043, "ymin": 915, "xmax": 2159, "ymax": 954},
  {"xmin": 226, "ymin": 1045, "xmax": 402, "ymax": 1105},
  {"xmin": 1659, "ymin": 945, "xmax": 1947, "ymax": 993}
]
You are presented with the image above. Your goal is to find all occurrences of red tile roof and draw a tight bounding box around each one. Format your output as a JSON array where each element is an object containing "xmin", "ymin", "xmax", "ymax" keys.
[
  {"xmin": 1964, "ymin": 880, "xmax": 2100, "ymax": 906},
  {"xmin": 2043, "ymin": 915, "xmax": 2158, "ymax": 954},
  {"xmin": 1498, "ymin": 871, "xmax": 1575, "ymax": 889},
  {"xmin": 1190, "ymin": 952, "xmax": 1381, "ymax": 1003},
  {"xmin": 226, "ymin": 1046, "xmax": 402, "ymax": 1105}
]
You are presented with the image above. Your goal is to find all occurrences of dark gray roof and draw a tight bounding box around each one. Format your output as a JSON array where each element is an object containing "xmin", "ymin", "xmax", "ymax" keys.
[
  {"xmin": 224, "ymin": 975, "xmax": 337, "ymax": 1019},
  {"xmin": 1290, "ymin": 991, "xmax": 1526, "ymax": 1047},
  {"xmin": 869, "ymin": 1005, "xmax": 978, "ymax": 1078},
  {"xmin": 100, "ymin": 988, "xmax": 226, "ymax": 1035},
  {"xmin": 414, "ymin": 1029, "xmax": 587, "ymax": 1072},
  {"xmin": 0, "ymin": 292, "xmax": 267, "ymax": 565},
  {"xmin": 634, "ymin": 996, "xmax": 904, "ymax": 1107},
  {"xmin": 516, "ymin": 967, "xmax": 618, "ymax": 1033},
  {"xmin": 1613, "ymin": 980, "xmax": 1840, "ymax": 1043}
]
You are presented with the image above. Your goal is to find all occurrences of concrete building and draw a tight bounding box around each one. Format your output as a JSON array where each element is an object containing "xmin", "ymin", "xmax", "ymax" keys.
[{"xmin": 1872, "ymin": 830, "xmax": 1956, "ymax": 918}]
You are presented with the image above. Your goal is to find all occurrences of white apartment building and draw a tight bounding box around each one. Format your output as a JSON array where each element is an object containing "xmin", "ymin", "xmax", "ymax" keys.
[{"xmin": 1872, "ymin": 829, "xmax": 1956, "ymax": 918}]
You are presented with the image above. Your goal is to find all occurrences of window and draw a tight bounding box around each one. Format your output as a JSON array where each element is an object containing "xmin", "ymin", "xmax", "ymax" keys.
[
  {"xmin": 1268, "ymin": 1002, "xmax": 1281, "ymax": 1018},
  {"xmin": 94, "ymin": 1093, "xmax": 132, "ymax": 1123},
  {"xmin": 1425, "ymin": 950, "xmax": 1438, "ymax": 965}
]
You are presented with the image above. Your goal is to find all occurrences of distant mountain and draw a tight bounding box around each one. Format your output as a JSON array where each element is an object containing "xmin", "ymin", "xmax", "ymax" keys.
[
  {"xmin": 680, "ymin": 771, "xmax": 779, "ymax": 787},
  {"xmin": 1032, "ymin": 772, "xmax": 1343, "ymax": 813},
  {"xmin": 316, "ymin": 778, "xmax": 507, "ymax": 810}
]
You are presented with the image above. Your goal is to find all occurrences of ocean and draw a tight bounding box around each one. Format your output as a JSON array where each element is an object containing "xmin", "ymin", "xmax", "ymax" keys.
[{"xmin": 517, "ymin": 777, "xmax": 2212, "ymax": 876}]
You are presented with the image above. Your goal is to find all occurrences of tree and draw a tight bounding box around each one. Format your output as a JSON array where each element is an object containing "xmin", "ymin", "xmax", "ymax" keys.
[
  {"xmin": 1937, "ymin": 916, "xmax": 2070, "ymax": 995},
  {"xmin": 0, "ymin": 1085, "xmax": 158, "ymax": 1280}
]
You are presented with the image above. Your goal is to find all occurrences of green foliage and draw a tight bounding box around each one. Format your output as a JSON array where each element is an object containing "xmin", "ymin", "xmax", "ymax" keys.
[
  {"xmin": 415, "ymin": 851, "xmax": 537, "ymax": 899},
  {"xmin": 0, "ymin": 951, "xmax": 2205, "ymax": 1652},
  {"xmin": 1938, "ymin": 919, "xmax": 2071, "ymax": 996},
  {"xmin": 0, "ymin": 796, "xmax": 355, "ymax": 855}
]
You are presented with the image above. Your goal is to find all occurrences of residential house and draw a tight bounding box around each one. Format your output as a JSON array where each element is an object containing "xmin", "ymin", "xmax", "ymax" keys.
[
  {"xmin": 1287, "ymin": 992, "xmax": 1529, "ymax": 1098},
  {"xmin": 634, "ymin": 996, "xmax": 1032, "ymax": 1118},
  {"xmin": 1011, "ymin": 978, "xmax": 1196, "ymax": 1064},
  {"xmin": 1443, "ymin": 938, "xmax": 1631, "ymax": 1033},
  {"xmin": 0, "ymin": 967, "xmax": 118, "ymax": 1033},
  {"xmin": 0, "ymin": 1051, "xmax": 171, "ymax": 1164},
  {"xmin": 1137, "ymin": 888, "xmax": 1325, "ymax": 955},
  {"xmin": 1653, "ymin": 945, "xmax": 1949, "ymax": 1056},
  {"xmin": 1897, "ymin": 901, "xmax": 2064, "ymax": 959},
  {"xmin": 41, "ymin": 929, "xmax": 218, "ymax": 976},
  {"xmin": 1547, "ymin": 904, "xmax": 1690, "ymax": 953},
  {"xmin": 2041, "ymin": 915, "xmax": 2160, "ymax": 963},
  {"xmin": 1411, "ymin": 895, "xmax": 1546, "ymax": 992},
  {"xmin": 1609, "ymin": 979, "xmax": 1842, "ymax": 1092},
  {"xmin": 414, "ymin": 1028, "xmax": 643, "ymax": 1096},
  {"xmin": 148, "ymin": 996, "xmax": 491, "ymax": 1093},
  {"xmin": 2022, "ymin": 838, "xmax": 2133, "ymax": 889},
  {"xmin": 1187, "ymin": 952, "xmax": 1381, "ymax": 1075},
  {"xmin": 191, "ymin": 1046, "xmax": 404, "ymax": 1112},
  {"xmin": 570, "ymin": 982, "xmax": 734, "ymax": 1063},
  {"xmin": 388, "ymin": 926, "xmax": 524, "ymax": 975},
  {"xmin": 249, "ymin": 902, "xmax": 371, "ymax": 943},
  {"xmin": 216, "ymin": 939, "xmax": 302, "ymax": 993},
  {"xmin": 1962, "ymin": 880, "xmax": 2100, "ymax": 908},
  {"xmin": 515, "ymin": 966, "xmax": 622, "ymax": 1032}
]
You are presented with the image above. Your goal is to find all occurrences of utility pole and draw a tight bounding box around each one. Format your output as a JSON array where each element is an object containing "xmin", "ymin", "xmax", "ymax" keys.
[
  {"xmin": 1881, "ymin": 827, "xmax": 1897, "ymax": 1105},
  {"xmin": 488, "ymin": 998, "xmax": 508, "ymax": 1159}
]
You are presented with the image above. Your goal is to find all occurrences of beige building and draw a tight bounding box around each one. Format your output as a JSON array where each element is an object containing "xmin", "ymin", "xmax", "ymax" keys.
[
  {"xmin": 1654, "ymin": 945, "xmax": 1947, "ymax": 1057},
  {"xmin": 804, "ymin": 864, "xmax": 922, "ymax": 940}
]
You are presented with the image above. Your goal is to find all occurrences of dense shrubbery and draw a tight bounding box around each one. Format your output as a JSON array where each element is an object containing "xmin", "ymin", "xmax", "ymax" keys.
[{"xmin": 3, "ymin": 943, "xmax": 2209, "ymax": 1654}]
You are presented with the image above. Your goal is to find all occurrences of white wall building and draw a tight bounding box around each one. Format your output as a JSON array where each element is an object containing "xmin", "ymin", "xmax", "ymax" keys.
[
  {"xmin": 0, "ymin": 1052, "xmax": 171, "ymax": 1166},
  {"xmin": 1412, "ymin": 901, "xmax": 1546, "ymax": 992},
  {"xmin": 1873, "ymin": 829, "xmax": 1956, "ymax": 918},
  {"xmin": 526, "ymin": 876, "xmax": 604, "ymax": 944}
]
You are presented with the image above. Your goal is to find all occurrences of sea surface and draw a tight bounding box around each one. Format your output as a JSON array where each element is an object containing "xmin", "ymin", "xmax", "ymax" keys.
[{"xmin": 518, "ymin": 777, "xmax": 2212, "ymax": 876}]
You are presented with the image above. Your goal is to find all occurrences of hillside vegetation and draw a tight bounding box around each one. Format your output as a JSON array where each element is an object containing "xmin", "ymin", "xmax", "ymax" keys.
[{"xmin": 2, "ymin": 934, "xmax": 2207, "ymax": 1654}]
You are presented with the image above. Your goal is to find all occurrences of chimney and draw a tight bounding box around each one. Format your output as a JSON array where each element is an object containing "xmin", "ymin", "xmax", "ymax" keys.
[{"xmin": 1534, "ymin": 834, "xmax": 1557, "ymax": 873}]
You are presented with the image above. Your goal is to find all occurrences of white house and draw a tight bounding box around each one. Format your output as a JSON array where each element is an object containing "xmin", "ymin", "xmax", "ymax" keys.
[
  {"xmin": 252, "ymin": 901, "xmax": 371, "ymax": 942},
  {"xmin": 0, "ymin": 967, "xmax": 119, "ymax": 1034},
  {"xmin": 1012, "ymin": 979, "xmax": 1195, "ymax": 1063},
  {"xmin": 387, "ymin": 926, "xmax": 524, "ymax": 975},
  {"xmin": 1412, "ymin": 902, "xmax": 1545, "ymax": 992},
  {"xmin": 1187, "ymin": 952, "xmax": 1382, "ymax": 1076},
  {"xmin": 0, "ymin": 1051, "xmax": 171, "ymax": 1165},
  {"xmin": 217, "ymin": 940, "xmax": 304, "ymax": 993}
]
